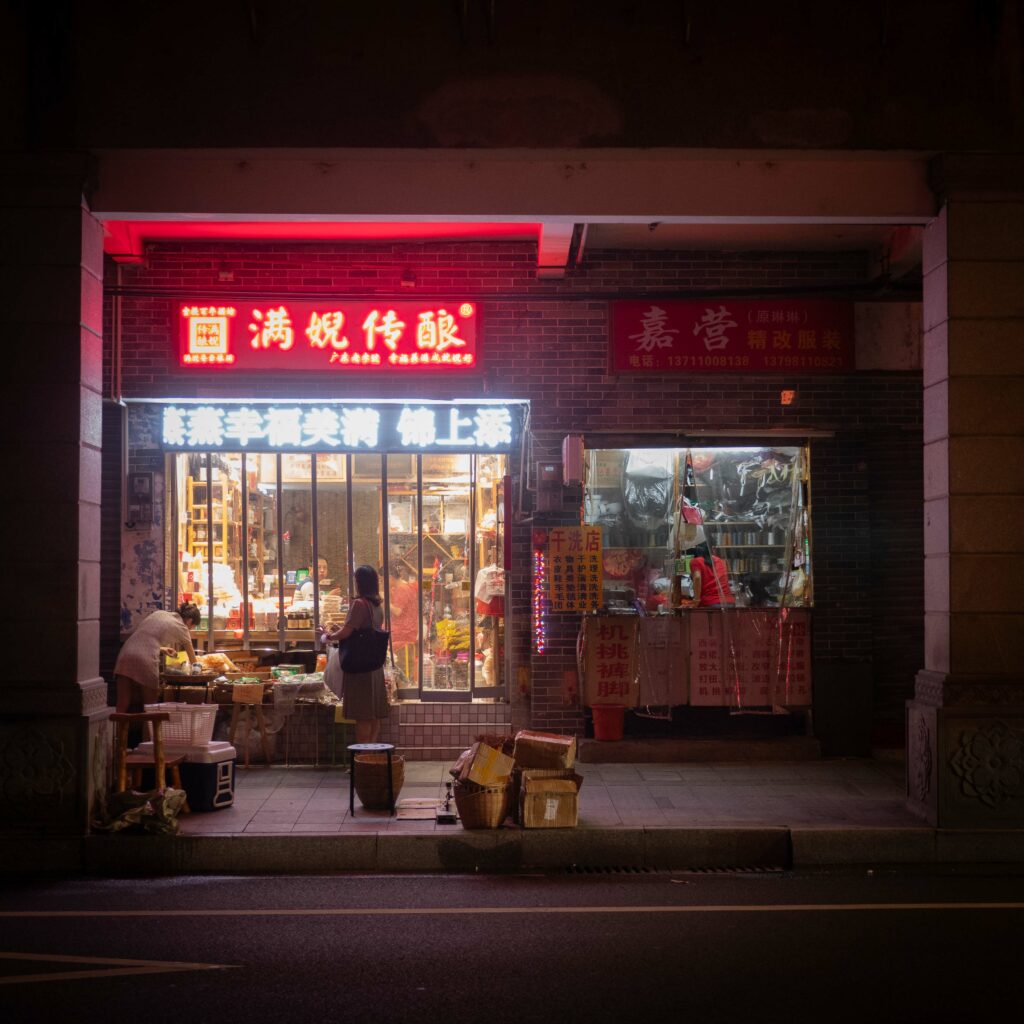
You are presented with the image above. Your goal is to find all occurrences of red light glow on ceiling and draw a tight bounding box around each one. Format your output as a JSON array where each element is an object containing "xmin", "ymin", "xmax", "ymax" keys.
[{"xmin": 103, "ymin": 219, "xmax": 540, "ymax": 258}]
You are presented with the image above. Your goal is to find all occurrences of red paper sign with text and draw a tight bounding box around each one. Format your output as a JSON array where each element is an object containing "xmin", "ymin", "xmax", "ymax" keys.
[
  {"xmin": 689, "ymin": 609, "xmax": 812, "ymax": 707},
  {"xmin": 178, "ymin": 300, "xmax": 479, "ymax": 373},
  {"xmin": 611, "ymin": 299, "xmax": 854, "ymax": 374}
]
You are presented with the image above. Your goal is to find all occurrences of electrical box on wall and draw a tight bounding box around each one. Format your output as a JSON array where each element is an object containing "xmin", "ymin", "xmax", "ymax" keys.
[
  {"xmin": 127, "ymin": 472, "xmax": 154, "ymax": 525},
  {"xmin": 536, "ymin": 461, "xmax": 562, "ymax": 512},
  {"xmin": 562, "ymin": 434, "xmax": 584, "ymax": 485}
]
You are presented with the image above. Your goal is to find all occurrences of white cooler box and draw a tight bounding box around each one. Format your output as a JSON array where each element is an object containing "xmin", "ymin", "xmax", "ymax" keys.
[{"xmin": 135, "ymin": 741, "xmax": 237, "ymax": 811}]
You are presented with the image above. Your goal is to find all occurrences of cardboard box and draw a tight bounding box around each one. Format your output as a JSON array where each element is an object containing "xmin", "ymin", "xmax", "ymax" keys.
[
  {"xmin": 520, "ymin": 770, "xmax": 583, "ymax": 829},
  {"xmin": 510, "ymin": 767, "xmax": 582, "ymax": 824},
  {"xmin": 460, "ymin": 742, "xmax": 515, "ymax": 787},
  {"xmin": 513, "ymin": 730, "xmax": 577, "ymax": 770}
]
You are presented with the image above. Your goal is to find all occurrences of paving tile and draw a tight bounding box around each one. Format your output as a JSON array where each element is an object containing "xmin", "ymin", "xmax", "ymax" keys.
[
  {"xmin": 260, "ymin": 798, "xmax": 313, "ymax": 812},
  {"xmin": 297, "ymin": 810, "xmax": 346, "ymax": 824},
  {"xmin": 249, "ymin": 811, "xmax": 302, "ymax": 824},
  {"xmin": 290, "ymin": 823, "xmax": 343, "ymax": 833}
]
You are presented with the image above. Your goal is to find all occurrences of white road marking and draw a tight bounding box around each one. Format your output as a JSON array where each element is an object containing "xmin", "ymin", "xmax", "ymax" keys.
[
  {"xmin": 0, "ymin": 952, "xmax": 235, "ymax": 986},
  {"xmin": 1, "ymin": 902, "xmax": 1022, "ymax": 919}
]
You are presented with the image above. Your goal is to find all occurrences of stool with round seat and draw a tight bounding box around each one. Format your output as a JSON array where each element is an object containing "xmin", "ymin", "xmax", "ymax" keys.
[{"xmin": 347, "ymin": 742, "xmax": 397, "ymax": 815}]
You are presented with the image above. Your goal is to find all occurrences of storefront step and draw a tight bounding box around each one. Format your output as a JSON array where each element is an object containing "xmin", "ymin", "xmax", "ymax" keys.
[{"xmin": 577, "ymin": 736, "xmax": 821, "ymax": 764}]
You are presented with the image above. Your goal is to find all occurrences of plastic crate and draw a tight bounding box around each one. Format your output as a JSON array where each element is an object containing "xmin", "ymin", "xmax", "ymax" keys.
[{"xmin": 144, "ymin": 702, "xmax": 218, "ymax": 746}]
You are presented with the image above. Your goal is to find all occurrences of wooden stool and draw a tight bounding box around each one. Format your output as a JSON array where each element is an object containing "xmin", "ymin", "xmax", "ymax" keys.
[
  {"xmin": 110, "ymin": 712, "xmax": 190, "ymax": 813},
  {"xmin": 228, "ymin": 701, "xmax": 273, "ymax": 768}
]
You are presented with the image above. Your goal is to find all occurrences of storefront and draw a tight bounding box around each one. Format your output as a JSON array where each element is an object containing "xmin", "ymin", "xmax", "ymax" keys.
[
  {"xmin": 158, "ymin": 398, "xmax": 523, "ymax": 702},
  {"xmin": 105, "ymin": 243, "xmax": 923, "ymax": 762},
  {"xmin": 577, "ymin": 442, "xmax": 812, "ymax": 712}
]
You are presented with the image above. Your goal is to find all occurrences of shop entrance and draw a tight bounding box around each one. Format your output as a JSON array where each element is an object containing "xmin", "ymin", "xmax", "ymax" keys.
[
  {"xmin": 169, "ymin": 450, "xmax": 509, "ymax": 702},
  {"xmin": 579, "ymin": 443, "xmax": 813, "ymax": 736}
]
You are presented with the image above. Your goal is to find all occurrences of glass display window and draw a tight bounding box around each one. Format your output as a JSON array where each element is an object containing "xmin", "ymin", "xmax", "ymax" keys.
[
  {"xmin": 168, "ymin": 448, "xmax": 508, "ymax": 700},
  {"xmin": 315, "ymin": 453, "xmax": 350, "ymax": 634},
  {"xmin": 386, "ymin": 453, "xmax": 420, "ymax": 695},
  {"xmin": 584, "ymin": 445, "xmax": 811, "ymax": 610},
  {"xmin": 420, "ymin": 454, "xmax": 472, "ymax": 695}
]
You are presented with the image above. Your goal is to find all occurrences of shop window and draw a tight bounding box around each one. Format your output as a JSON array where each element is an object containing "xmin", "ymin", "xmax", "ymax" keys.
[
  {"xmin": 280, "ymin": 455, "xmax": 314, "ymax": 635},
  {"xmin": 168, "ymin": 450, "xmax": 508, "ymax": 701},
  {"xmin": 421, "ymin": 454, "xmax": 472, "ymax": 694},
  {"xmin": 387, "ymin": 453, "xmax": 420, "ymax": 696},
  {"xmin": 584, "ymin": 446, "xmax": 811, "ymax": 610},
  {"xmin": 474, "ymin": 454, "xmax": 505, "ymax": 691},
  {"xmin": 314, "ymin": 453, "xmax": 350, "ymax": 635}
]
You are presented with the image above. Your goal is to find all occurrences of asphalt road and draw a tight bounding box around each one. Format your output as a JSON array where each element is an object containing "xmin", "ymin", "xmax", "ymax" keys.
[{"xmin": 2, "ymin": 871, "xmax": 1022, "ymax": 1023}]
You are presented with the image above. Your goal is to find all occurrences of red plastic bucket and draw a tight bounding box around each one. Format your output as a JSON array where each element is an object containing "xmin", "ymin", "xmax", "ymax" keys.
[{"xmin": 591, "ymin": 704, "xmax": 626, "ymax": 741}]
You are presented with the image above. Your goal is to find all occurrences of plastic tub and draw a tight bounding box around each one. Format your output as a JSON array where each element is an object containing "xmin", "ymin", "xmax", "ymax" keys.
[{"xmin": 591, "ymin": 704, "xmax": 626, "ymax": 741}]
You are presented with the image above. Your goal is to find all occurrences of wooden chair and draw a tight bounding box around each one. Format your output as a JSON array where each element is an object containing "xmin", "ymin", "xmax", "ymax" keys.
[{"xmin": 110, "ymin": 712, "xmax": 190, "ymax": 813}]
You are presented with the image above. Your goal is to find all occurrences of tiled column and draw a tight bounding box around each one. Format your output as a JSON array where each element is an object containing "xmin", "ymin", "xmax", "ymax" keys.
[
  {"xmin": 0, "ymin": 156, "xmax": 111, "ymax": 835},
  {"xmin": 908, "ymin": 155, "xmax": 1024, "ymax": 826}
]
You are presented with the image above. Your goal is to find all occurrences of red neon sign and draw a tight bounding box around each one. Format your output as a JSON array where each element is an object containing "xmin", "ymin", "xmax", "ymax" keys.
[{"xmin": 179, "ymin": 300, "xmax": 479, "ymax": 373}]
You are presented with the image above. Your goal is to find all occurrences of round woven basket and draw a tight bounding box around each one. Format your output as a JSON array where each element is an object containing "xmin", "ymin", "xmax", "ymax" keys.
[
  {"xmin": 353, "ymin": 753, "xmax": 405, "ymax": 810},
  {"xmin": 453, "ymin": 780, "xmax": 510, "ymax": 829}
]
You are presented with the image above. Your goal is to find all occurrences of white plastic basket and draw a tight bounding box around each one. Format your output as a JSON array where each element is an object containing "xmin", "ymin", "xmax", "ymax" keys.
[{"xmin": 144, "ymin": 702, "xmax": 218, "ymax": 747}]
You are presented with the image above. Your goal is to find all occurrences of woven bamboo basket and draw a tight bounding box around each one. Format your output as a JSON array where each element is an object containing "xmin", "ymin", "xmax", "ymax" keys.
[
  {"xmin": 453, "ymin": 779, "xmax": 511, "ymax": 829},
  {"xmin": 353, "ymin": 753, "xmax": 405, "ymax": 810}
]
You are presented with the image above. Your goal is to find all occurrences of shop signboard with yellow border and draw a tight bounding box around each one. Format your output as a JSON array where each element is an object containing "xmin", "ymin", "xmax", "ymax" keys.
[{"xmin": 546, "ymin": 526, "xmax": 602, "ymax": 612}]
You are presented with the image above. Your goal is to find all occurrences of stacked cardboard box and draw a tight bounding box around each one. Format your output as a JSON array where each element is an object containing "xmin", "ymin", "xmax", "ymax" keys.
[{"xmin": 511, "ymin": 730, "xmax": 583, "ymax": 828}]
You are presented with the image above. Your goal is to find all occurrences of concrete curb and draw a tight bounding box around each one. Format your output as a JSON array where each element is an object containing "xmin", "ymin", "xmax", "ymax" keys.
[{"xmin": 3, "ymin": 825, "xmax": 1024, "ymax": 877}]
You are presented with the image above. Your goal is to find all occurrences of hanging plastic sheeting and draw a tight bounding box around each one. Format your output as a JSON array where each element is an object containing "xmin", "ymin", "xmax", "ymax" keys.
[
  {"xmin": 636, "ymin": 615, "xmax": 688, "ymax": 708},
  {"xmin": 622, "ymin": 449, "xmax": 675, "ymax": 531},
  {"xmin": 688, "ymin": 608, "xmax": 812, "ymax": 711},
  {"xmin": 697, "ymin": 448, "xmax": 800, "ymax": 530}
]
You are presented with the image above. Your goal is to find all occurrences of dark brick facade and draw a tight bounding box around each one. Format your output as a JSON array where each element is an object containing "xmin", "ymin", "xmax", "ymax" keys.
[{"xmin": 103, "ymin": 242, "xmax": 922, "ymax": 753}]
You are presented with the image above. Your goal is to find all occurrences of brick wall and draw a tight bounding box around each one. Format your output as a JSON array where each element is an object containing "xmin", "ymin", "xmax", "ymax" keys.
[{"xmin": 103, "ymin": 242, "xmax": 922, "ymax": 751}]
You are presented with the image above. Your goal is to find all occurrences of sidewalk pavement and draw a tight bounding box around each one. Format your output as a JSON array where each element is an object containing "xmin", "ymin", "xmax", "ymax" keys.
[{"xmin": 6, "ymin": 759, "xmax": 1024, "ymax": 877}]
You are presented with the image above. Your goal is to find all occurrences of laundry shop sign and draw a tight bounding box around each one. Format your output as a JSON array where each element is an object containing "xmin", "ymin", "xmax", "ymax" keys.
[
  {"xmin": 610, "ymin": 299, "xmax": 854, "ymax": 374},
  {"xmin": 159, "ymin": 401, "xmax": 524, "ymax": 454}
]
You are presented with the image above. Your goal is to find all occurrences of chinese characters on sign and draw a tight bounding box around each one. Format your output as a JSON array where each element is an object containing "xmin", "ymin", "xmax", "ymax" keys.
[
  {"xmin": 611, "ymin": 300, "xmax": 854, "ymax": 374},
  {"xmin": 689, "ymin": 609, "xmax": 811, "ymax": 707},
  {"xmin": 180, "ymin": 300, "xmax": 479, "ymax": 373},
  {"xmin": 546, "ymin": 526, "xmax": 603, "ymax": 613},
  {"xmin": 160, "ymin": 402, "xmax": 522, "ymax": 454},
  {"xmin": 582, "ymin": 616, "xmax": 639, "ymax": 707}
]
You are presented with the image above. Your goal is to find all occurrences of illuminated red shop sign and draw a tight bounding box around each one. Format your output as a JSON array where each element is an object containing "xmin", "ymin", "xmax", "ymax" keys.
[
  {"xmin": 179, "ymin": 300, "xmax": 479, "ymax": 372},
  {"xmin": 610, "ymin": 299, "xmax": 854, "ymax": 374}
]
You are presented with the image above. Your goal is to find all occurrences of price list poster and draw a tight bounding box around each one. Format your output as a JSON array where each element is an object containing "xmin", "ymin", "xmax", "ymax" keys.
[{"xmin": 546, "ymin": 526, "xmax": 603, "ymax": 613}]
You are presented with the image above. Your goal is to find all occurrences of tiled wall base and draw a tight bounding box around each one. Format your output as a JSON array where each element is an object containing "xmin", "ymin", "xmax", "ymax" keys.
[
  {"xmin": 228, "ymin": 701, "xmax": 516, "ymax": 765},
  {"xmin": 382, "ymin": 701, "xmax": 514, "ymax": 762}
]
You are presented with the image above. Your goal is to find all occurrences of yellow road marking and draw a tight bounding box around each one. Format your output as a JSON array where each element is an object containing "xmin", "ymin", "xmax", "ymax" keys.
[
  {"xmin": 1, "ymin": 902, "xmax": 1023, "ymax": 919},
  {"xmin": 0, "ymin": 952, "xmax": 235, "ymax": 986}
]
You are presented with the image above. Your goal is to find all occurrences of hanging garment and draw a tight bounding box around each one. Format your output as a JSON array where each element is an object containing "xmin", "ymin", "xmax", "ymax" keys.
[{"xmin": 474, "ymin": 565, "xmax": 506, "ymax": 617}]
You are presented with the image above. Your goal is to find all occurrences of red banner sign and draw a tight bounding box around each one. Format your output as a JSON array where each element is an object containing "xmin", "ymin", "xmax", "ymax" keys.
[
  {"xmin": 178, "ymin": 299, "xmax": 479, "ymax": 373},
  {"xmin": 611, "ymin": 299, "xmax": 854, "ymax": 374}
]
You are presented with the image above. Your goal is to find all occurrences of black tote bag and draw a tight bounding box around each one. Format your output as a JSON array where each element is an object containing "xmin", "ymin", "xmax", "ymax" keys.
[{"xmin": 339, "ymin": 598, "xmax": 392, "ymax": 673}]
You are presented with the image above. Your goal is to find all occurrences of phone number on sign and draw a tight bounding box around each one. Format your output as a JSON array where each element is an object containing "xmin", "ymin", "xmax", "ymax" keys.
[
  {"xmin": 663, "ymin": 355, "xmax": 751, "ymax": 368},
  {"xmin": 762, "ymin": 355, "xmax": 846, "ymax": 368}
]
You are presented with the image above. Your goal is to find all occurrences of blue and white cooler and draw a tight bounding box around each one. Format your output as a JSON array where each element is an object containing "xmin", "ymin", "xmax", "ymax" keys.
[{"xmin": 135, "ymin": 740, "xmax": 237, "ymax": 811}]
